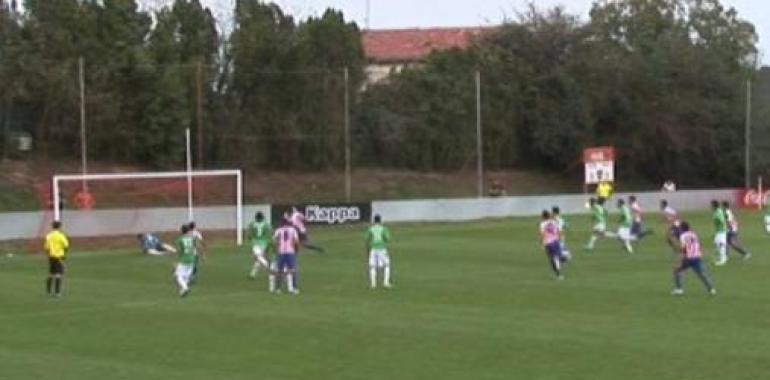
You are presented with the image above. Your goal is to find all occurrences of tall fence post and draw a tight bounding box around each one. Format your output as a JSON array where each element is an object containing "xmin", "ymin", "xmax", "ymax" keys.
[
  {"xmin": 476, "ymin": 70, "xmax": 483, "ymax": 198},
  {"xmin": 745, "ymin": 77, "xmax": 752, "ymax": 189},
  {"xmin": 344, "ymin": 67, "xmax": 352, "ymax": 202},
  {"xmin": 79, "ymin": 56, "xmax": 88, "ymax": 190}
]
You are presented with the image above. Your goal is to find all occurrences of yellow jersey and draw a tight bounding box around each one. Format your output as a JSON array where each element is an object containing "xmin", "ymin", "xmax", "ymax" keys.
[
  {"xmin": 596, "ymin": 182, "xmax": 613, "ymax": 198},
  {"xmin": 45, "ymin": 230, "xmax": 69, "ymax": 258}
]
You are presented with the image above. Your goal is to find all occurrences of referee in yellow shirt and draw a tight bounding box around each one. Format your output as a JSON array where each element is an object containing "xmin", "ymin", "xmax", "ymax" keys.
[
  {"xmin": 44, "ymin": 221, "xmax": 70, "ymax": 297},
  {"xmin": 596, "ymin": 181, "xmax": 614, "ymax": 203}
]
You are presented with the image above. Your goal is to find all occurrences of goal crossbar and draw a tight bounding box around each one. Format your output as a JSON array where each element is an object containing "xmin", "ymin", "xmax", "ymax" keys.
[{"xmin": 52, "ymin": 169, "xmax": 243, "ymax": 245}]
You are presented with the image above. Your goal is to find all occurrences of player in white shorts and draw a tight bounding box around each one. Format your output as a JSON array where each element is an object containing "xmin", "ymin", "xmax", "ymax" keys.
[{"xmin": 366, "ymin": 214, "xmax": 392, "ymax": 288}]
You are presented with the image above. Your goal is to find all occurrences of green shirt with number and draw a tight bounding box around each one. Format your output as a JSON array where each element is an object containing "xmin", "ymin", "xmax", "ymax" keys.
[
  {"xmin": 713, "ymin": 208, "xmax": 727, "ymax": 233},
  {"xmin": 619, "ymin": 205, "xmax": 632, "ymax": 227},
  {"xmin": 366, "ymin": 224, "xmax": 390, "ymax": 250},
  {"xmin": 591, "ymin": 204, "xmax": 606, "ymax": 225},
  {"xmin": 249, "ymin": 220, "xmax": 272, "ymax": 249},
  {"xmin": 176, "ymin": 235, "xmax": 197, "ymax": 265}
]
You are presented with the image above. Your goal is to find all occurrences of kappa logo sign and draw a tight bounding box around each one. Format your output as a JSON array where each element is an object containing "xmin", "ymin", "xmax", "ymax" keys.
[
  {"xmin": 305, "ymin": 205, "xmax": 362, "ymax": 224},
  {"xmin": 271, "ymin": 203, "xmax": 372, "ymax": 225}
]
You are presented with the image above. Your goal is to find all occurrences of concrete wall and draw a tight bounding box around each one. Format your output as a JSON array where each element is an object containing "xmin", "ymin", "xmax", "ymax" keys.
[
  {"xmin": 0, "ymin": 189, "xmax": 737, "ymax": 240},
  {"xmin": 0, "ymin": 205, "xmax": 270, "ymax": 240},
  {"xmin": 371, "ymin": 189, "xmax": 738, "ymax": 223}
]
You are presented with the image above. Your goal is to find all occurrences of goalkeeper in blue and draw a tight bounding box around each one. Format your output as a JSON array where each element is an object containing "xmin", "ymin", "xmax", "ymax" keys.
[{"xmin": 366, "ymin": 214, "xmax": 392, "ymax": 289}]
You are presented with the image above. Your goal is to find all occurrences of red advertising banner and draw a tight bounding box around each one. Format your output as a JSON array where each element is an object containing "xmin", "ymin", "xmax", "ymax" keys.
[{"xmin": 738, "ymin": 188, "xmax": 768, "ymax": 209}]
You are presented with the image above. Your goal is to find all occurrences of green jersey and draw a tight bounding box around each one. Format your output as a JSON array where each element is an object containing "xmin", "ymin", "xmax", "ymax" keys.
[
  {"xmin": 366, "ymin": 224, "xmax": 390, "ymax": 250},
  {"xmin": 591, "ymin": 204, "xmax": 606, "ymax": 224},
  {"xmin": 176, "ymin": 235, "xmax": 197, "ymax": 265},
  {"xmin": 619, "ymin": 205, "xmax": 632, "ymax": 227},
  {"xmin": 713, "ymin": 208, "xmax": 727, "ymax": 233},
  {"xmin": 554, "ymin": 215, "xmax": 568, "ymax": 231},
  {"xmin": 248, "ymin": 220, "xmax": 272, "ymax": 248}
]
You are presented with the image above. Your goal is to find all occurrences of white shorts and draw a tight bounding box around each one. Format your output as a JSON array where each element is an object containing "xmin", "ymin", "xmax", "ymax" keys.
[
  {"xmin": 252, "ymin": 245, "xmax": 266, "ymax": 259},
  {"xmin": 175, "ymin": 263, "xmax": 194, "ymax": 279},
  {"xmin": 593, "ymin": 223, "xmax": 607, "ymax": 233},
  {"xmin": 618, "ymin": 227, "xmax": 631, "ymax": 241},
  {"xmin": 369, "ymin": 249, "xmax": 390, "ymax": 268},
  {"xmin": 714, "ymin": 232, "xmax": 727, "ymax": 246}
]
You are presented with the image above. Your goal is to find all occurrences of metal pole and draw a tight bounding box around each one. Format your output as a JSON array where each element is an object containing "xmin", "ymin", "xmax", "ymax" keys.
[
  {"xmin": 745, "ymin": 78, "xmax": 752, "ymax": 189},
  {"xmin": 344, "ymin": 67, "xmax": 352, "ymax": 202},
  {"xmin": 79, "ymin": 56, "xmax": 88, "ymax": 190},
  {"xmin": 476, "ymin": 70, "xmax": 483, "ymax": 197},
  {"xmin": 196, "ymin": 59, "xmax": 204, "ymax": 168},
  {"xmin": 365, "ymin": 0, "xmax": 371, "ymax": 29},
  {"xmin": 236, "ymin": 170, "xmax": 243, "ymax": 245},
  {"xmin": 185, "ymin": 128, "xmax": 194, "ymax": 221}
]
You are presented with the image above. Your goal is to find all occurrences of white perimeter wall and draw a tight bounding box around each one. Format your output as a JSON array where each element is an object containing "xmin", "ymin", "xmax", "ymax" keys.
[
  {"xmin": 0, "ymin": 189, "xmax": 737, "ymax": 240},
  {"xmin": 372, "ymin": 189, "xmax": 738, "ymax": 223}
]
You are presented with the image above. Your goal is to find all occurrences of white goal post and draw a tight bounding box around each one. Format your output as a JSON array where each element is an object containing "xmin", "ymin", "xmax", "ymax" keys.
[{"xmin": 52, "ymin": 169, "xmax": 244, "ymax": 245}]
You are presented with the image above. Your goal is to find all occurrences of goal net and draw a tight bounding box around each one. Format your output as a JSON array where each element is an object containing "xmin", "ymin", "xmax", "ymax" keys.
[{"xmin": 49, "ymin": 170, "xmax": 243, "ymax": 245}]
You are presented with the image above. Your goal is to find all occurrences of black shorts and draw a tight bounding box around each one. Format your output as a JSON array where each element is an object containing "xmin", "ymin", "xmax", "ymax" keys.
[{"xmin": 48, "ymin": 257, "xmax": 64, "ymax": 275}]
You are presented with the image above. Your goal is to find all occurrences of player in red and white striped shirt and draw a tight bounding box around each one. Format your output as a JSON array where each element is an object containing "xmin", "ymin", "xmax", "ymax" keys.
[
  {"xmin": 671, "ymin": 221, "xmax": 716, "ymax": 296},
  {"xmin": 628, "ymin": 195, "xmax": 652, "ymax": 240},
  {"xmin": 722, "ymin": 201, "xmax": 751, "ymax": 260},
  {"xmin": 272, "ymin": 219, "xmax": 301, "ymax": 294},
  {"xmin": 539, "ymin": 210, "xmax": 568, "ymax": 279}
]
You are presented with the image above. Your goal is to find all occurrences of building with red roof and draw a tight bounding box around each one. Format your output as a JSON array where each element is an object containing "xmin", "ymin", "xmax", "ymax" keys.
[{"xmin": 361, "ymin": 26, "xmax": 496, "ymax": 84}]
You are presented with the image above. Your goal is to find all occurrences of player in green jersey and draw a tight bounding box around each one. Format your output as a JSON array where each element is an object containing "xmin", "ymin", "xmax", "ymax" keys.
[
  {"xmin": 173, "ymin": 224, "xmax": 197, "ymax": 297},
  {"xmin": 711, "ymin": 200, "xmax": 728, "ymax": 266},
  {"xmin": 586, "ymin": 198, "xmax": 615, "ymax": 250},
  {"xmin": 366, "ymin": 214, "xmax": 392, "ymax": 288},
  {"xmin": 248, "ymin": 212, "xmax": 273, "ymax": 280},
  {"xmin": 616, "ymin": 198, "xmax": 634, "ymax": 254}
]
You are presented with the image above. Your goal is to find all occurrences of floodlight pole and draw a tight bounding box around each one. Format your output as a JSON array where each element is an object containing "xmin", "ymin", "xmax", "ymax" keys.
[
  {"xmin": 185, "ymin": 128, "xmax": 194, "ymax": 221},
  {"xmin": 745, "ymin": 77, "xmax": 752, "ymax": 189},
  {"xmin": 79, "ymin": 56, "xmax": 88, "ymax": 190},
  {"xmin": 344, "ymin": 67, "xmax": 352, "ymax": 201},
  {"xmin": 475, "ymin": 70, "xmax": 483, "ymax": 197}
]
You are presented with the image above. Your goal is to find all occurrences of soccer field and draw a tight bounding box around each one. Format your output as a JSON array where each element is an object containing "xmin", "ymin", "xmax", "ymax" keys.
[{"xmin": 2, "ymin": 211, "xmax": 770, "ymax": 380}]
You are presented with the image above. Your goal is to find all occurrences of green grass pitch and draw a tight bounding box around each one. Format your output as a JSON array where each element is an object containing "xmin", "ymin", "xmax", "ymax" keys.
[{"xmin": 1, "ymin": 210, "xmax": 770, "ymax": 380}]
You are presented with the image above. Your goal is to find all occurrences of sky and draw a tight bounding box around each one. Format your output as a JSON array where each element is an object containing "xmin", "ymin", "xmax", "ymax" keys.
[{"xmin": 144, "ymin": 0, "xmax": 770, "ymax": 63}]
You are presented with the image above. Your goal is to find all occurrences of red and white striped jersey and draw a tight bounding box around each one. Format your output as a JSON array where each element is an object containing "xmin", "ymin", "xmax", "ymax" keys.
[
  {"xmin": 539, "ymin": 219, "xmax": 560, "ymax": 246},
  {"xmin": 631, "ymin": 201, "xmax": 642, "ymax": 223},
  {"xmin": 679, "ymin": 231, "xmax": 702, "ymax": 259},
  {"xmin": 273, "ymin": 226, "xmax": 299, "ymax": 254}
]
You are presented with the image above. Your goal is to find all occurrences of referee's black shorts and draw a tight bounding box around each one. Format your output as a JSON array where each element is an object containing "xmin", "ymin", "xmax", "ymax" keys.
[{"xmin": 48, "ymin": 257, "xmax": 64, "ymax": 275}]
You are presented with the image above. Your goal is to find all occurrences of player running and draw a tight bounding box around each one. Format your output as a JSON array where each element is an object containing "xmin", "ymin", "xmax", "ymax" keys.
[
  {"xmin": 629, "ymin": 195, "xmax": 652, "ymax": 239},
  {"xmin": 551, "ymin": 206, "xmax": 571, "ymax": 259},
  {"xmin": 671, "ymin": 221, "xmax": 717, "ymax": 296},
  {"xmin": 187, "ymin": 221, "xmax": 206, "ymax": 282},
  {"xmin": 248, "ymin": 212, "xmax": 273, "ymax": 279},
  {"xmin": 366, "ymin": 214, "xmax": 392, "ymax": 289},
  {"xmin": 722, "ymin": 201, "xmax": 751, "ymax": 260},
  {"xmin": 711, "ymin": 200, "xmax": 729, "ymax": 266},
  {"xmin": 586, "ymin": 198, "xmax": 614, "ymax": 250},
  {"xmin": 173, "ymin": 224, "xmax": 197, "ymax": 297},
  {"xmin": 660, "ymin": 200, "xmax": 682, "ymax": 253},
  {"xmin": 540, "ymin": 210, "xmax": 569, "ymax": 279},
  {"xmin": 273, "ymin": 218, "xmax": 301, "ymax": 294},
  {"xmin": 44, "ymin": 221, "xmax": 69, "ymax": 298},
  {"xmin": 287, "ymin": 207, "xmax": 325, "ymax": 254},
  {"xmin": 616, "ymin": 199, "xmax": 634, "ymax": 254}
]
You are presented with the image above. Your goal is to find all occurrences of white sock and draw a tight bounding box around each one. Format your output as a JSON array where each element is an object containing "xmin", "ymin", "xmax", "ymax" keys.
[
  {"xmin": 719, "ymin": 245, "xmax": 727, "ymax": 261},
  {"xmin": 605, "ymin": 231, "xmax": 617, "ymax": 238},
  {"xmin": 250, "ymin": 262, "xmax": 260, "ymax": 277},
  {"xmin": 369, "ymin": 267, "xmax": 377, "ymax": 287},
  {"xmin": 176, "ymin": 275, "xmax": 188, "ymax": 291},
  {"xmin": 384, "ymin": 266, "xmax": 391, "ymax": 286},
  {"xmin": 286, "ymin": 274, "xmax": 295, "ymax": 292},
  {"xmin": 588, "ymin": 235, "xmax": 597, "ymax": 248},
  {"xmin": 624, "ymin": 240, "xmax": 634, "ymax": 253},
  {"xmin": 268, "ymin": 274, "xmax": 276, "ymax": 292}
]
